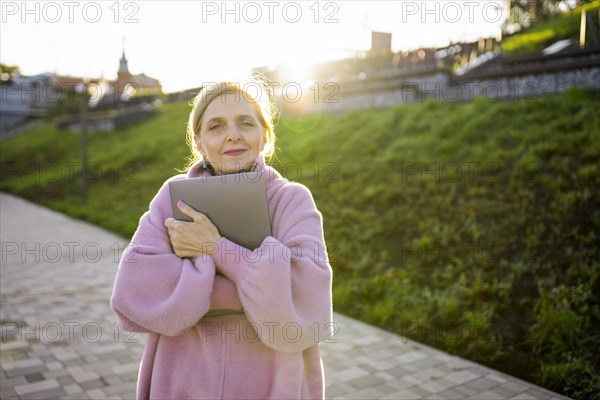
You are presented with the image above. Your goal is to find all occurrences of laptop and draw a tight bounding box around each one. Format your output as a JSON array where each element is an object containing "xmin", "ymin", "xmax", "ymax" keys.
[{"xmin": 168, "ymin": 170, "xmax": 271, "ymax": 250}]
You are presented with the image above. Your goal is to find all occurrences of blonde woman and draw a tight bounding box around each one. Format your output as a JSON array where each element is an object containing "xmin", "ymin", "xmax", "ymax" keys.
[{"xmin": 110, "ymin": 78, "xmax": 334, "ymax": 399}]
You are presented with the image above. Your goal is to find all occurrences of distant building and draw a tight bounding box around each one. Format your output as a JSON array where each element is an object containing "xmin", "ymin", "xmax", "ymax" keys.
[
  {"xmin": 0, "ymin": 71, "xmax": 60, "ymax": 137},
  {"xmin": 371, "ymin": 31, "xmax": 392, "ymax": 52},
  {"xmin": 115, "ymin": 47, "xmax": 162, "ymax": 98}
]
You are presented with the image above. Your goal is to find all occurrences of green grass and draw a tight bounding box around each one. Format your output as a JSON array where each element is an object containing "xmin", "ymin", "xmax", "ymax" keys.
[
  {"xmin": 2, "ymin": 89, "xmax": 600, "ymax": 399},
  {"xmin": 502, "ymin": 0, "xmax": 600, "ymax": 55}
]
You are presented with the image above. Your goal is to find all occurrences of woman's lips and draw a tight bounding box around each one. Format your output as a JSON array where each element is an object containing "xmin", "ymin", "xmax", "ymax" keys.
[{"xmin": 224, "ymin": 149, "xmax": 246, "ymax": 156}]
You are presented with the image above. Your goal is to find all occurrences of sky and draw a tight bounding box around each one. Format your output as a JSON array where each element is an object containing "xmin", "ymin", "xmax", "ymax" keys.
[{"xmin": 1, "ymin": 0, "xmax": 509, "ymax": 93}]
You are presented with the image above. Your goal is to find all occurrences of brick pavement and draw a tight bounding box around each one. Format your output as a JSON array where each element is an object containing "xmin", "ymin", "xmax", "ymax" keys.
[{"xmin": 0, "ymin": 192, "xmax": 572, "ymax": 400}]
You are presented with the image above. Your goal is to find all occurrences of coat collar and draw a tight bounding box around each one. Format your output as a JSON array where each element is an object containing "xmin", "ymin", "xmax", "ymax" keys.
[{"xmin": 186, "ymin": 155, "xmax": 268, "ymax": 179}]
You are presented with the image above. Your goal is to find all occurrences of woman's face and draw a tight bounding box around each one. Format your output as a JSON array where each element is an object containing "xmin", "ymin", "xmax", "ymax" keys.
[{"xmin": 195, "ymin": 93, "xmax": 266, "ymax": 175}]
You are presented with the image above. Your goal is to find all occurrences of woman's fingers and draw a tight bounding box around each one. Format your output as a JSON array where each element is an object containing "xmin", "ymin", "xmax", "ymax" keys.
[
  {"xmin": 176, "ymin": 200, "xmax": 209, "ymax": 224},
  {"xmin": 164, "ymin": 212, "xmax": 220, "ymax": 258}
]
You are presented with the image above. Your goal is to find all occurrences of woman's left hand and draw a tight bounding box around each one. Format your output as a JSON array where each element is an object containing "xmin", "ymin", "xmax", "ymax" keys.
[{"xmin": 164, "ymin": 201, "xmax": 222, "ymax": 258}]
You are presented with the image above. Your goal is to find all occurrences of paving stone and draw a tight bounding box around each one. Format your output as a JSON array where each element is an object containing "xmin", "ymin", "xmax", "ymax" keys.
[
  {"xmin": 348, "ymin": 374, "xmax": 385, "ymax": 389},
  {"xmin": 326, "ymin": 382, "xmax": 355, "ymax": 397},
  {"xmin": 354, "ymin": 335, "xmax": 384, "ymax": 346},
  {"xmin": 333, "ymin": 367, "xmax": 370, "ymax": 382},
  {"xmin": 57, "ymin": 375, "xmax": 75, "ymax": 385},
  {"xmin": 24, "ymin": 373, "xmax": 45, "ymax": 383},
  {"xmin": 14, "ymin": 378, "xmax": 60, "ymax": 395},
  {"xmin": 19, "ymin": 387, "xmax": 66, "ymax": 400},
  {"xmin": 83, "ymin": 355, "xmax": 101, "ymax": 363},
  {"xmin": 470, "ymin": 375, "xmax": 503, "ymax": 392},
  {"xmin": 402, "ymin": 373, "xmax": 427, "ymax": 386},
  {"xmin": 444, "ymin": 369, "xmax": 480, "ymax": 385},
  {"xmin": 120, "ymin": 391, "xmax": 137, "ymax": 399},
  {"xmin": 524, "ymin": 388, "xmax": 567, "ymax": 399},
  {"xmin": 62, "ymin": 393, "xmax": 90, "ymax": 400},
  {"xmin": 344, "ymin": 386, "xmax": 386, "ymax": 399},
  {"xmin": 67, "ymin": 366, "xmax": 101, "ymax": 383},
  {"xmin": 373, "ymin": 371, "xmax": 396, "ymax": 382},
  {"xmin": 419, "ymin": 379, "xmax": 454, "ymax": 394},
  {"xmin": 386, "ymin": 378, "xmax": 418, "ymax": 391},
  {"xmin": 467, "ymin": 389, "xmax": 507, "ymax": 399},
  {"xmin": 433, "ymin": 353, "xmax": 454, "ymax": 363},
  {"xmin": 407, "ymin": 384, "xmax": 437, "ymax": 398},
  {"xmin": 80, "ymin": 379, "xmax": 107, "ymax": 390},
  {"xmin": 436, "ymin": 387, "xmax": 467, "ymax": 399},
  {"xmin": 387, "ymin": 364, "xmax": 416, "ymax": 378},
  {"xmin": 42, "ymin": 369, "xmax": 70, "ymax": 379},
  {"xmin": 356, "ymin": 363, "xmax": 379, "ymax": 373},
  {"xmin": 63, "ymin": 383, "xmax": 84, "ymax": 395},
  {"xmin": 365, "ymin": 383, "xmax": 399, "ymax": 397},
  {"xmin": 413, "ymin": 367, "xmax": 448, "ymax": 382},
  {"xmin": 4, "ymin": 365, "xmax": 46, "ymax": 378},
  {"xmin": 452, "ymin": 383, "xmax": 479, "ymax": 397},
  {"xmin": 368, "ymin": 358, "xmax": 401, "ymax": 371},
  {"xmin": 44, "ymin": 361, "xmax": 63, "ymax": 371},
  {"xmin": 499, "ymin": 380, "xmax": 533, "ymax": 395},
  {"xmin": 103, "ymin": 381, "xmax": 139, "ymax": 396},
  {"xmin": 0, "ymin": 340, "xmax": 30, "ymax": 352},
  {"xmin": 0, "ymin": 376, "xmax": 28, "ymax": 388},
  {"xmin": 381, "ymin": 388, "xmax": 421, "ymax": 399},
  {"xmin": 411, "ymin": 356, "xmax": 445, "ymax": 369},
  {"xmin": 509, "ymin": 393, "xmax": 541, "ymax": 400},
  {"xmin": 485, "ymin": 373, "xmax": 508, "ymax": 384},
  {"xmin": 86, "ymin": 387, "xmax": 106, "ymax": 399},
  {"xmin": 103, "ymin": 375, "xmax": 123, "ymax": 385},
  {"xmin": 50, "ymin": 349, "xmax": 79, "ymax": 362},
  {"xmin": 2, "ymin": 357, "xmax": 43, "ymax": 371},
  {"xmin": 62, "ymin": 358, "xmax": 85, "ymax": 367},
  {"xmin": 0, "ymin": 385, "xmax": 17, "ymax": 398},
  {"xmin": 116, "ymin": 370, "xmax": 139, "ymax": 383},
  {"xmin": 396, "ymin": 351, "xmax": 428, "ymax": 364}
]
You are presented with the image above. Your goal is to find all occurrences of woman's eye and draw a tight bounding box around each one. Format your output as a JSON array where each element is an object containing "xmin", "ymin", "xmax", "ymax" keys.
[
  {"xmin": 208, "ymin": 124, "xmax": 221, "ymax": 130},
  {"xmin": 242, "ymin": 121, "xmax": 255, "ymax": 127}
]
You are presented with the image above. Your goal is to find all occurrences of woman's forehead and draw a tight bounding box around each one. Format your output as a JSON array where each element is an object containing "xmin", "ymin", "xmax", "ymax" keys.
[{"xmin": 204, "ymin": 93, "xmax": 259, "ymax": 119}]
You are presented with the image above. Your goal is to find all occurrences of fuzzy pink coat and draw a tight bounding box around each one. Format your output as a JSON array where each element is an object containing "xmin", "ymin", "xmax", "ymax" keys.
[{"xmin": 110, "ymin": 156, "xmax": 334, "ymax": 399}]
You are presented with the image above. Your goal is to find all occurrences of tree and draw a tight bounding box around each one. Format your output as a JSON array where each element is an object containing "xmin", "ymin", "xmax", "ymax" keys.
[
  {"xmin": 0, "ymin": 63, "xmax": 20, "ymax": 81},
  {"xmin": 509, "ymin": 0, "xmax": 584, "ymax": 26}
]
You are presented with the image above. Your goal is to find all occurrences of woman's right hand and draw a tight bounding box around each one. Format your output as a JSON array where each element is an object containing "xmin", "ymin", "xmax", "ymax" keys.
[{"xmin": 164, "ymin": 201, "xmax": 222, "ymax": 258}]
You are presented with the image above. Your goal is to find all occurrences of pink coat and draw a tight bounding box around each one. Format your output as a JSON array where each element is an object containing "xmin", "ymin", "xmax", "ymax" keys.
[{"xmin": 110, "ymin": 156, "xmax": 334, "ymax": 399}]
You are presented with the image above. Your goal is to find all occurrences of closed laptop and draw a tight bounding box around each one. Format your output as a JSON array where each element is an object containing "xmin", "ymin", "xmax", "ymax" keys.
[{"xmin": 168, "ymin": 170, "xmax": 271, "ymax": 250}]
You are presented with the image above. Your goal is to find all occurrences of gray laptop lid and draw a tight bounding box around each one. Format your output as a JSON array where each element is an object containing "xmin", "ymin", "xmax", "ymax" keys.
[{"xmin": 168, "ymin": 170, "xmax": 271, "ymax": 250}]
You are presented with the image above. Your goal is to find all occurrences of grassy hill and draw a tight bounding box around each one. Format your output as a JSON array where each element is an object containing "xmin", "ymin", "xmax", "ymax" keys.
[
  {"xmin": 502, "ymin": 0, "xmax": 600, "ymax": 55},
  {"xmin": 2, "ymin": 88, "xmax": 599, "ymax": 399}
]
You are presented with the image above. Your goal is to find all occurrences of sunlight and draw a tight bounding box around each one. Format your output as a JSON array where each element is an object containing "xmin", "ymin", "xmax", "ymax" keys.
[{"xmin": 2, "ymin": 1, "xmax": 508, "ymax": 93}]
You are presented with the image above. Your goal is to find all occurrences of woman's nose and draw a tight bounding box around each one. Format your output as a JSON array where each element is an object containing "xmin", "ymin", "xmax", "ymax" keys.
[{"xmin": 226, "ymin": 127, "xmax": 242, "ymax": 141}]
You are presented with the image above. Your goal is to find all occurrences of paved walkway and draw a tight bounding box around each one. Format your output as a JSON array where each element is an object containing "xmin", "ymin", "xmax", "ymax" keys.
[{"xmin": 0, "ymin": 192, "xmax": 571, "ymax": 400}]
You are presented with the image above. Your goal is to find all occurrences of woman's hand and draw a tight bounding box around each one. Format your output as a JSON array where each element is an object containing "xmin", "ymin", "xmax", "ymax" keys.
[{"xmin": 164, "ymin": 200, "xmax": 221, "ymax": 258}]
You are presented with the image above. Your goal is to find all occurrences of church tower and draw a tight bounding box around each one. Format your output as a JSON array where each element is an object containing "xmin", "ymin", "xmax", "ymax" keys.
[{"xmin": 116, "ymin": 38, "xmax": 132, "ymax": 96}]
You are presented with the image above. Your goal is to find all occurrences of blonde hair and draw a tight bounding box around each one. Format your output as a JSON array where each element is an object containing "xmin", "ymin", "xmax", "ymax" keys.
[{"xmin": 183, "ymin": 76, "xmax": 278, "ymax": 172}]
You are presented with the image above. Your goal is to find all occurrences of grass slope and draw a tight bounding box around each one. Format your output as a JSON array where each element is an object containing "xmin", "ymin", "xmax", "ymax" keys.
[
  {"xmin": 2, "ymin": 89, "xmax": 599, "ymax": 399},
  {"xmin": 502, "ymin": 0, "xmax": 600, "ymax": 55}
]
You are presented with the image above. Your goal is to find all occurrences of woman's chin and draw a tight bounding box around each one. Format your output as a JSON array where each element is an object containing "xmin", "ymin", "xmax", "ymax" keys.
[{"xmin": 215, "ymin": 161, "xmax": 254, "ymax": 175}]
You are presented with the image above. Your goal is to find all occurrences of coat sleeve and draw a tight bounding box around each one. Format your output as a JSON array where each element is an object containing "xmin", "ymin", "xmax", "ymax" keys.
[
  {"xmin": 110, "ymin": 178, "xmax": 217, "ymax": 337},
  {"xmin": 210, "ymin": 182, "xmax": 334, "ymax": 353}
]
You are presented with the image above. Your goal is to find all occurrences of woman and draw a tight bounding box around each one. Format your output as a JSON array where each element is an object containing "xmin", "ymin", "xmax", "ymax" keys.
[{"xmin": 110, "ymin": 79, "xmax": 334, "ymax": 399}]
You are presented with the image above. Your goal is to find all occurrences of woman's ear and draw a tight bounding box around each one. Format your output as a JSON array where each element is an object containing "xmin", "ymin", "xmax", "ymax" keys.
[
  {"xmin": 260, "ymin": 129, "xmax": 268, "ymax": 152},
  {"xmin": 194, "ymin": 137, "xmax": 206, "ymax": 158}
]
